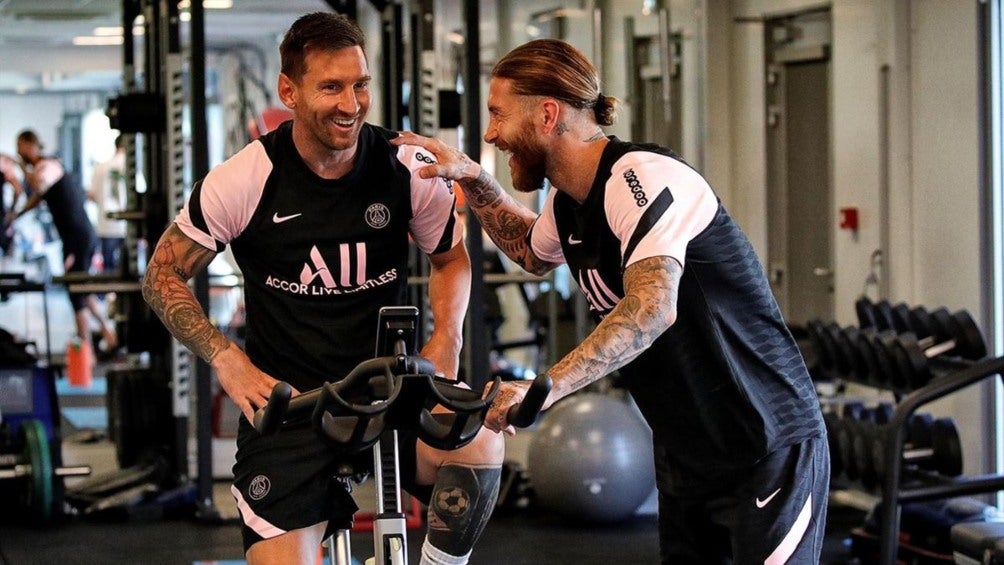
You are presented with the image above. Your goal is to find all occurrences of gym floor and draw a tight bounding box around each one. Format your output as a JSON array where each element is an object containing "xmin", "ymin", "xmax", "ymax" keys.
[
  {"xmin": 0, "ymin": 283, "xmax": 866, "ymax": 564},
  {"xmin": 0, "ymin": 375, "xmax": 867, "ymax": 565}
]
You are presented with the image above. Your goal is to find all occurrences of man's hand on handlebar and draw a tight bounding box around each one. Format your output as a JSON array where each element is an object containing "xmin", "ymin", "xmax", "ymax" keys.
[
  {"xmin": 484, "ymin": 380, "xmax": 530, "ymax": 436},
  {"xmin": 213, "ymin": 345, "xmax": 299, "ymax": 423}
]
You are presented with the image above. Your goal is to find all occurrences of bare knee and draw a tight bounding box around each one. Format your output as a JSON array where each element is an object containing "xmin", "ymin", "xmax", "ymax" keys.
[
  {"xmin": 416, "ymin": 426, "xmax": 504, "ymax": 485},
  {"xmin": 246, "ymin": 522, "xmax": 326, "ymax": 565}
]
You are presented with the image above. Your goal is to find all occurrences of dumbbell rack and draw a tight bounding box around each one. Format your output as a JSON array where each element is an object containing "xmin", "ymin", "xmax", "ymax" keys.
[{"xmin": 875, "ymin": 354, "xmax": 1004, "ymax": 565}]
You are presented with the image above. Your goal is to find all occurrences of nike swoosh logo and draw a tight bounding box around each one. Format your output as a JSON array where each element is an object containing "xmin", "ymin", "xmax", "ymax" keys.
[
  {"xmin": 568, "ymin": 234, "xmax": 583, "ymax": 245},
  {"xmin": 272, "ymin": 212, "xmax": 302, "ymax": 224},
  {"xmin": 755, "ymin": 488, "xmax": 781, "ymax": 508}
]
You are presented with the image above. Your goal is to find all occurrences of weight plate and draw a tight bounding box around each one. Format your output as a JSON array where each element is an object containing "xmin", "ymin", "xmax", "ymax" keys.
[{"xmin": 20, "ymin": 419, "xmax": 53, "ymax": 524}]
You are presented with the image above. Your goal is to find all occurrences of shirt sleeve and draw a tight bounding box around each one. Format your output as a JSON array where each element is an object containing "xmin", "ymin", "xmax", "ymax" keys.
[
  {"xmin": 398, "ymin": 145, "xmax": 463, "ymax": 255},
  {"xmin": 605, "ymin": 152, "xmax": 719, "ymax": 270},
  {"xmin": 33, "ymin": 159, "xmax": 64, "ymax": 192},
  {"xmin": 0, "ymin": 155, "xmax": 15, "ymax": 178},
  {"xmin": 89, "ymin": 162, "xmax": 107, "ymax": 198},
  {"xmin": 175, "ymin": 141, "xmax": 273, "ymax": 251},
  {"xmin": 528, "ymin": 188, "xmax": 565, "ymax": 264}
]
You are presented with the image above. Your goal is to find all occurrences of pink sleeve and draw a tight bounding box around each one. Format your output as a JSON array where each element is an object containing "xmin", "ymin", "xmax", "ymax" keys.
[
  {"xmin": 605, "ymin": 152, "xmax": 718, "ymax": 269},
  {"xmin": 399, "ymin": 145, "xmax": 463, "ymax": 255},
  {"xmin": 528, "ymin": 188, "xmax": 565, "ymax": 264},
  {"xmin": 175, "ymin": 141, "xmax": 273, "ymax": 250}
]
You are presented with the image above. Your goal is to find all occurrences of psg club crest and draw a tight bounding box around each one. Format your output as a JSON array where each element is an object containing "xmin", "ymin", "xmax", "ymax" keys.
[{"xmin": 365, "ymin": 203, "xmax": 390, "ymax": 229}]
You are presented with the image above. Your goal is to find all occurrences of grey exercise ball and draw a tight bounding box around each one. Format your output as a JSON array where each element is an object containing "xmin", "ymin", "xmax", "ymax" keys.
[{"xmin": 527, "ymin": 392, "xmax": 656, "ymax": 523}]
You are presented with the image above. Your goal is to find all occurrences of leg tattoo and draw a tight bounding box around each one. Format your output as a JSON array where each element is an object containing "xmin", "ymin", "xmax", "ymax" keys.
[{"xmin": 425, "ymin": 464, "xmax": 502, "ymax": 557}]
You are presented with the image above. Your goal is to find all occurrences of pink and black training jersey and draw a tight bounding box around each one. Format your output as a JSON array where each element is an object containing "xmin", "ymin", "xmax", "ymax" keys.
[
  {"xmin": 529, "ymin": 138, "xmax": 824, "ymax": 490},
  {"xmin": 175, "ymin": 122, "xmax": 461, "ymax": 391}
]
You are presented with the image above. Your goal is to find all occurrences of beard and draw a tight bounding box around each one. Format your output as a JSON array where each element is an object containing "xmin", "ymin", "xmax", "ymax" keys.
[{"xmin": 506, "ymin": 128, "xmax": 548, "ymax": 193}]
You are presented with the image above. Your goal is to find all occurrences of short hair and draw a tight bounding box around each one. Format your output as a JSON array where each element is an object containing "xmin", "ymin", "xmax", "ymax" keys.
[
  {"xmin": 280, "ymin": 12, "xmax": 366, "ymax": 82},
  {"xmin": 492, "ymin": 39, "xmax": 617, "ymax": 127},
  {"xmin": 16, "ymin": 129, "xmax": 42, "ymax": 148}
]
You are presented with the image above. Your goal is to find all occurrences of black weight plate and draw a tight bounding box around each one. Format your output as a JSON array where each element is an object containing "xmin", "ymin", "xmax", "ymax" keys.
[
  {"xmin": 950, "ymin": 310, "xmax": 987, "ymax": 360},
  {"xmin": 931, "ymin": 418, "xmax": 963, "ymax": 477}
]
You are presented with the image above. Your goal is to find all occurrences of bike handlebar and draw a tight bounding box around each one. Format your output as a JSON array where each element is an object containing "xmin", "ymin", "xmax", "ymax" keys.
[
  {"xmin": 251, "ymin": 354, "xmax": 551, "ymax": 451},
  {"xmin": 507, "ymin": 373, "xmax": 552, "ymax": 428}
]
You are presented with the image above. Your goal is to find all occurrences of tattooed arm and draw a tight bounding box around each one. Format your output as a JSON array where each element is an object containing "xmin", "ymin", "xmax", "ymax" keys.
[
  {"xmin": 390, "ymin": 132, "xmax": 558, "ymax": 276},
  {"xmin": 545, "ymin": 256, "xmax": 681, "ymax": 399},
  {"xmin": 484, "ymin": 255, "xmax": 681, "ymax": 433},
  {"xmin": 459, "ymin": 169, "xmax": 556, "ymax": 276},
  {"xmin": 142, "ymin": 223, "xmax": 285, "ymax": 421}
]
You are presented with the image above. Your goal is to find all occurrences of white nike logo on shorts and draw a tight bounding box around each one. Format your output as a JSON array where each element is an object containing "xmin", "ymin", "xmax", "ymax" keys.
[
  {"xmin": 272, "ymin": 212, "xmax": 303, "ymax": 223},
  {"xmin": 755, "ymin": 488, "xmax": 781, "ymax": 508},
  {"xmin": 568, "ymin": 234, "xmax": 583, "ymax": 245}
]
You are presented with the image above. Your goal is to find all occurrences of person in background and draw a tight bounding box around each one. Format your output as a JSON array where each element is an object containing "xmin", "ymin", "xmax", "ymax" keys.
[
  {"xmin": 394, "ymin": 38, "xmax": 830, "ymax": 564},
  {"xmin": 141, "ymin": 13, "xmax": 503, "ymax": 565},
  {"xmin": 0, "ymin": 153, "xmax": 21, "ymax": 256},
  {"xmin": 88, "ymin": 134, "xmax": 143, "ymax": 275},
  {"xmin": 4, "ymin": 130, "xmax": 117, "ymax": 357}
]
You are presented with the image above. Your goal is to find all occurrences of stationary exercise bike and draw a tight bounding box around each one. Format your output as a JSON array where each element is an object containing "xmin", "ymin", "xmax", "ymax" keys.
[{"xmin": 253, "ymin": 306, "xmax": 551, "ymax": 565}]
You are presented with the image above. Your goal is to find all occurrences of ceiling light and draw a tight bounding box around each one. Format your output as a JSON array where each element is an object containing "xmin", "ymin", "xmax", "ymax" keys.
[
  {"xmin": 73, "ymin": 36, "xmax": 124, "ymax": 46},
  {"xmin": 179, "ymin": 0, "xmax": 233, "ymax": 8},
  {"xmin": 92, "ymin": 25, "xmax": 145, "ymax": 36},
  {"xmin": 93, "ymin": 26, "xmax": 123, "ymax": 36}
]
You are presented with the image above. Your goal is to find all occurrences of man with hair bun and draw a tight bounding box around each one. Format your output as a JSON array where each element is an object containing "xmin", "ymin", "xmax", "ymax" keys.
[{"xmin": 395, "ymin": 38, "xmax": 830, "ymax": 564}]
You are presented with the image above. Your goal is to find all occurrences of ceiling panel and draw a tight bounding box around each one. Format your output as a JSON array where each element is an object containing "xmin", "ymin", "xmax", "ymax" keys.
[{"xmin": 0, "ymin": 0, "xmax": 334, "ymax": 91}]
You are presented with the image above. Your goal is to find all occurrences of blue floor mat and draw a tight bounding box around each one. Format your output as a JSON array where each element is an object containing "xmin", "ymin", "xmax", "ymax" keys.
[
  {"xmin": 61, "ymin": 406, "xmax": 108, "ymax": 430},
  {"xmin": 55, "ymin": 374, "xmax": 107, "ymax": 396}
]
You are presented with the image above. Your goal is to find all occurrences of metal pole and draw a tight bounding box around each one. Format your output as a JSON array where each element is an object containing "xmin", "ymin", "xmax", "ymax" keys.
[
  {"xmin": 189, "ymin": 0, "xmax": 220, "ymax": 522},
  {"xmin": 462, "ymin": 0, "xmax": 487, "ymax": 391}
]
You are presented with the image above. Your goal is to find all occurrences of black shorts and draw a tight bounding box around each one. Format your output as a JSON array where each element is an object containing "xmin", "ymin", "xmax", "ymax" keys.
[
  {"xmin": 63, "ymin": 241, "xmax": 95, "ymax": 311},
  {"xmin": 656, "ymin": 434, "xmax": 830, "ymax": 564},
  {"xmin": 230, "ymin": 417, "xmax": 433, "ymax": 553}
]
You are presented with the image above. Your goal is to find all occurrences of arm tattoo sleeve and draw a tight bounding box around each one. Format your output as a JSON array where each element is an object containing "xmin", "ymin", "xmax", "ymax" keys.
[
  {"xmin": 459, "ymin": 170, "xmax": 557, "ymax": 275},
  {"xmin": 549, "ymin": 256, "xmax": 682, "ymax": 398},
  {"xmin": 141, "ymin": 224, "xmax": 231, "ymax": 362}
]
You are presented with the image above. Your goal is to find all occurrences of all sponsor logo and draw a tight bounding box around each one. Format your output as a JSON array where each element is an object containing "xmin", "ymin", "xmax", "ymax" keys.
[{"xmin": 264, "ymin": 243, "xmax": 399, "ymax": 296}]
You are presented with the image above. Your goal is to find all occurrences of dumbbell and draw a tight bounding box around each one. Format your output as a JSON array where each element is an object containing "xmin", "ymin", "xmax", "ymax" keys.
[
  {"xmin": 851, "ymin": 403, "xmax": 894, "ymax": 491},
  {"xmin": 870, "ymin": 415, "xmax": 962, "ymax": 484},
  {"xmin": 857, "ymin": 297, "xmax": 897, "ymax": 332},
  {"xmin": 829, "ymin": 326, "xmax": 859, "ymax": 378},
  {"xmin": 835, "ymin": 402, "xmax": 887, "ymax": 482},
  {"xmin": 890, "ymin": 309, "xmax": 987, "ymax": 389},
  {"xmin": 855, "ymin": 329, "xmax": 901, "ymax": 389},
  {"xmin": 807, "ymin": 320, "xmax": 841, "ymax": 374},
  {"xmin": 0, "ymin": 419, "xmax": 91, "ymax": 524}
]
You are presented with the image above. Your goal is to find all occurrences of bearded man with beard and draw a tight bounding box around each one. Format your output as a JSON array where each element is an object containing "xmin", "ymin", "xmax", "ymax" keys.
[
  {"xmin": 394, "ymin": 38, "xmax": 830, "ymax": 565},
  {"xmin": 142, "ymin": 12, "xmax": 503, "ymax": 565}
]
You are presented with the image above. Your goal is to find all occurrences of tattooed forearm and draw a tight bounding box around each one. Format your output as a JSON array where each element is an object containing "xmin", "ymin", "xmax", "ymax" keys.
[
  {"xmin": 458, "ymin": 169, "xmax": 557, "ymax": 275},
  {"xmin": 141, "ymin": 224, "xmax": 231, "ymax": 362},
  {"xmin": 460, "ymin": 169, "xmax": 504, "ymax": 208},
  {"xmin": 549, "ymin": 256, "xmax": 681, "ymax": 398}
]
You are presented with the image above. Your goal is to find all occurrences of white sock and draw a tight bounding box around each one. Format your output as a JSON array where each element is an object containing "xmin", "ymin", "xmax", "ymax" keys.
[{"xmin": 419, "ymin": 539, "xmax": 471, "ymax": 565}]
